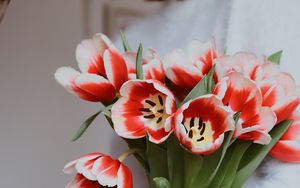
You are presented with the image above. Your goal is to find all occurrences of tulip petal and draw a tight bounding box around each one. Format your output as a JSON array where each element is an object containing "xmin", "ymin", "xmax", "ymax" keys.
[
  {"xmin": 75, "ymin": 152, "xmax": 103, "ymax": 181},
  {"xmin": 92, "ymin": 156, "xmax": 120, "ymax": 187},
  {"xmin": 92, "ymin": 33, "xmax": 117, "ymax": 54},
  {"xmin": 55, "ymin": 67, "xmax": 80, "ymax": 93},
  {"xmin": 74, "ymin": 73, "xmax": 116, "ymax": 103},
  {"xmin": 103, "ymin": 50, "xmax": 128, "ymax": 91},
  {"xmin": 215, "ymin": 52, "xmax": 263, "ymax": 81},
  {"xmin": 66, "ymin": 174, "xmax": 100, "ymax": 188},
  {"xmin": 117, "ymin": 164, "xmax": 133, "ymax": 188},
  {"xmin": 63, "ymin": 159, "xmax": 78, "ymax": 174},
  {"xmin": 112, "ymin": 97, "xmax": 147, "ymax": 139},
  {"xmin": 164, "ymin": 49, "xmax": 202, "ymax": 89},
  {"xmin": 76, "ymin": 39, "xmax": 106, "ymax": 76},
  {"xmin": 187, "ymin": 38, "xmax": 217, "ymax": 74}
]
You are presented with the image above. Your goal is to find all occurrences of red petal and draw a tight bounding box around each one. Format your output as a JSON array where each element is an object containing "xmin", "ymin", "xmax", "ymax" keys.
[
  {"xmin": 117, "ymin": 164, "xmax": 133, "ymax": 188},
  {"xmin": 76, "ymin": 39, "xmax": 106, "ymax": 76},
  {"xmin": 270, "ymin": 141, "xmax": 300, "ymax": 163},
  {"xmin": 112, "ymin": 98, "xmax": 146, "ymax": 139},
  {"xmin": 104, "ymin": 50, "xmax": 128, "ymax": 91},
  {"xmin": 66, "ymin": 174, "xmax": 101, "ymax": 188},
  {"xmin": 164, "ymin": 49, "xmax": 202, "ymax": 89},
  {"xmin": 92, "ymin": 156, "xmax": 120, "ymax": 187},
  {"xmin": 74, "ymin": 74, "xmax": 116, "ymax": 103}
]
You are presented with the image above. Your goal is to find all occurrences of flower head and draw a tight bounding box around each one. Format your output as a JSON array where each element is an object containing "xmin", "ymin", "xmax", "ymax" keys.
[
  {"xmin": 123, "ymin": 48, "xmax": 165, "ymax": 82},
  {"xmin": 172, "ymin": 94, "xmax": 234, "ymax": 155},
  {"xmin": 270, "ymin": 112, "xmax": 300, "ymax": 163},
  {"xmin": 214, "ymin": 72, "xmax": 277, "ymax": 144},
  {"xmin": 63, "ymin": 152, "xmax": 132, "ymax": 188},
  {"xmin": 55, "ymin": 33, "xmax": 128, "ymax": 103},
  {"xmin": 112, "ymin": 79, "xmax": 176, "ymax": 144},
  {"xmin": 163, "ymin": 39, "xmax": 218, "ymax": 99}
]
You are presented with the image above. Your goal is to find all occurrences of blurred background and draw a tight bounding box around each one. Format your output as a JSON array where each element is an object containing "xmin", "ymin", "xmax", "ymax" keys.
[{"xmin": 0, "ymin": 0, "xmax": 166, "ymax": 187}]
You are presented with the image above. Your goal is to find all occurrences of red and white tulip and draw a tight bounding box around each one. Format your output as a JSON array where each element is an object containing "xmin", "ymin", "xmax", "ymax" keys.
[
  {"xmin": 257, "ymin": 64, "xmax": 300, "ymax": 123},
  {"xmin": 163, "ymin": 39, "xmax": 218, "ymax": 99},
  {"xmin": 111, "ymin": 79, "xmax": 176, "ymax": 144},
  {"xmin": 123, "ymin": 48, "xmax": 165, "ymax": 82},
  {"xmin": 270, "ymin": 112, "xmax": 300, "ymax": 163},
  {"xmin": 63, "ymin": 152, "xmax": 132, "ymax": 188},
  {"xmin": 172, "ymin": 94, "xmax": 234, "ymax": 155},
  {"xmin": 55, "ymin": 33, "xmax": 128, "ymax": 103},
  {"xmin": 214, "ymin": 52, "xmax": 264, "ymax": 81},
  {"xmin": 214, "ymin": 72, "xmax": 277, "ymax": 144}
]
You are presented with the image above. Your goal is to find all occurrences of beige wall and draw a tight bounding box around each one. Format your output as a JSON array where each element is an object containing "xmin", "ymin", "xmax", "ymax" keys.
[{"xmin": 0, "ymin": 0, "xmax": 146, "ymax": 187}]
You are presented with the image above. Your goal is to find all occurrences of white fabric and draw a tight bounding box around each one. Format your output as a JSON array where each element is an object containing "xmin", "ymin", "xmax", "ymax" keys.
[{"xmin": 113, "ymin": 0, "xmax": 300, "ymax": 187}]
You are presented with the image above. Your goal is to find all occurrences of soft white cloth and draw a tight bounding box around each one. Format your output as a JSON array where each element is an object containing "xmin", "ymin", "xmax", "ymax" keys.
[{"xmin": 113, "ymin": 0, "xmax": 300, "ymax": 187}]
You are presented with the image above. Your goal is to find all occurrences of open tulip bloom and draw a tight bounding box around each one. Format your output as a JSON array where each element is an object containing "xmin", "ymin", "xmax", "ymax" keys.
[{"xmin": 56, "ymin": 33, "xmax": 300, "ymax": 188}]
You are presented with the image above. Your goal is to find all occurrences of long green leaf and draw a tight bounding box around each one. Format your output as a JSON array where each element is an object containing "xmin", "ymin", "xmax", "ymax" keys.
[
  {"xmin": 136, "ymin": 44, "xmax": 144, "ymax": 79},
  {"xmin": 268, "ymin": 50, "xmax": 283, "ymax": 64},
  {"xmin": 120, "ymin": 30, "xmax": 132, "ymax": 51},
  {"xmin": 147, "ymin": 140, "xmax": 168, "ymax": 188},
  {"xmin": 193, "ymin": 131, "xmax": 233, "ymax": 188},
  {"xmin": 213, "ymin": 141, "xmax": 251, "ymax": 188},
  {"xmin": 167, "ymin": 134, "xmax": 184, "ymax": 188},
  {"xmin": 231, "ymin": 120, "xmax": 293, "ymax": 188},
  {"xmin": 153, "ymin": 177, "xmax": 170, "ymax": 188},
  {"xmin": 71, "ymin": 111, "xmax": 101, "ymax": 142},
  {"xmin": 180, "ymin": 64, "xmax": 215, "ymax": 105},
  {"xmin": 183, "ymin": 150, "xmax": 203, "ymax": 187}
]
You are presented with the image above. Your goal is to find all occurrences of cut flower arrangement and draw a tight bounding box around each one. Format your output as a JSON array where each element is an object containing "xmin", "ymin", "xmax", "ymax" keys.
[{"xmin": 55, "ymin": 32, "xmax": 300, "ymax": 188}]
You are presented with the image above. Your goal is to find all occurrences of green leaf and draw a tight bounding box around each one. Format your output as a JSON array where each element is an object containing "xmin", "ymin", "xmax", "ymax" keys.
[
  {"xmin": 193, "ymin": 131, "xmax": 234, "ymax": 188},
  {"xmin": 211, "ymin": 141, "xmax": 252, "ymax": 188},
  {"xmin": 268, "ymin": 50, "xmax": 283, "ymax": 64},
  {"xmin": 71, "ymin": 111, "xmax": 101, "ymax": 142},
  {"xmin": 231, "ymin": 120, "xmax": 293, "ymax": 188},
  {"xmin": 120, "ymin": 30, "xmax": 132, "ymax": 52},
  {"xmin": 167, "ymin": 134, "xmax": 185, "ymax": 188},
  {"xmin": 180, "ymin": 64, "xmax": 216, "ymax": 105},
  {"xmin": 147, "ymin": 140, "xmax": 169, "ymax": 188},
  {"xmin": 136, "ymin": 44, "xmax": 144, "ymax": 80},
  {"xmin": 153, "ymin": 177, "xmax": 170, "ymax": 188},
  {"xmin": 183, "ymin": 150, "xmax": 203, "ymax": 187}
]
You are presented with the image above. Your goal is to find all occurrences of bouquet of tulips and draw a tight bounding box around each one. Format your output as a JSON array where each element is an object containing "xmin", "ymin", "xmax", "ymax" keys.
[{"xmin": 55, "ymin": 32, "xmax": 300, "ymax": 188}]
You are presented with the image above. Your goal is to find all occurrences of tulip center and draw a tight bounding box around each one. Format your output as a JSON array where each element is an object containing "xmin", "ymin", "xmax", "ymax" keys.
[
  {"xmin": 139, "ymin": 94, "xmax": 168, "ymax": 127},
  {"xmin": 184, "ymin": 117, "xmax": 214, "ymax": 145}
]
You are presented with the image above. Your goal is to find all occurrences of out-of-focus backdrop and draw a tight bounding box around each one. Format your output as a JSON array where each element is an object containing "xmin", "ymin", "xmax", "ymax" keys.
[{"xmin": 0, "ymin": 0, "xmax": 163, "ymax": 187}]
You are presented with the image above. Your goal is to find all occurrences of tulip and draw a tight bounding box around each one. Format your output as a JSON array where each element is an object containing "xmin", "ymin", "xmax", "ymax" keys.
[
  {"xmin": 270, "ymin": 112, "xmax": 300, "ymax": 162},
  {"xmin": 163, "ymin": 39, "xmax": 218, "ymax": 99},
  {"xmin": 111, "ymin": 79, "xmax": 176, "ymax": 144},
  {"xmin": 214, "ymin": 72, "xmax": 277, "ymax": 144},
  {"xmin": 63, "ymin": 152, "xmax": 132, "ymax": 188},
  {"xmin": 122, "ymin": 48, "xmax": 165, "ymax": 82},
  {"xmin": 55, "ymin": 33, "xmax": 128, "ymax": 103},
  {"xmin": 172, "ymin": 94, "xmax": 234, "ymax": 155}
]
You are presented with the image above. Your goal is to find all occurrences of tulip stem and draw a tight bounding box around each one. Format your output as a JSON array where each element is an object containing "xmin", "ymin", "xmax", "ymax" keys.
[{"xmin": 118, "ymin": 148, "xmax": 141, "ymax": 162}]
